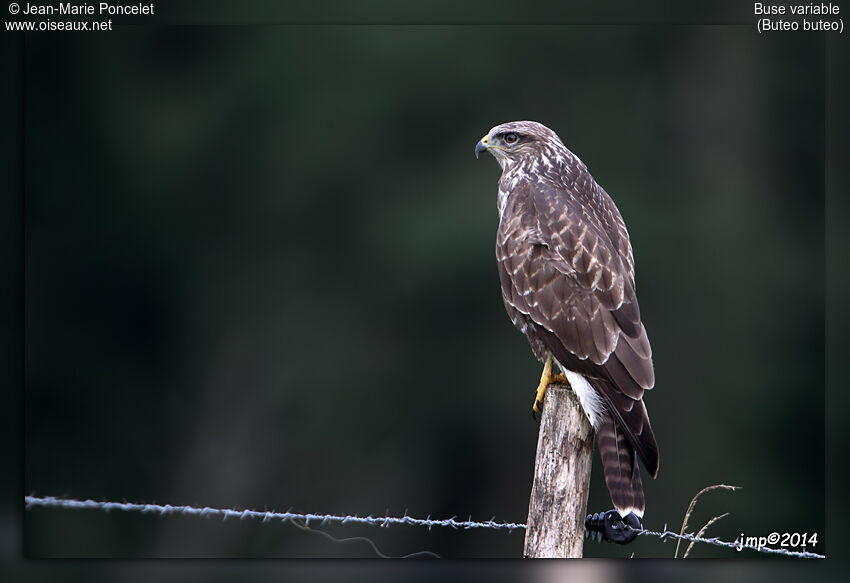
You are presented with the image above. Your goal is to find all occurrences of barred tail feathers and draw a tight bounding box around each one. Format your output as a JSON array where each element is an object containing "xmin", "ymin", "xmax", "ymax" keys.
[{"xmin": 596, "ymin": 415, "xmax": 645, "ymax": 518}]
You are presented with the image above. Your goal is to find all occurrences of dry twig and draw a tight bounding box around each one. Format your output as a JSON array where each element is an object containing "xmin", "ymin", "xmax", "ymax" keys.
[{"xmin": 674, "ymin": 484, "xmax": 739, "ymax": 558}]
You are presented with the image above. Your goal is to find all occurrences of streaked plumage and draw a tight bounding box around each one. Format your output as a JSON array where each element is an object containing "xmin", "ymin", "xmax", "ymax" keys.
[{"xmin": 476, "ymin": 121, "xmax": 658, "ymax": 518}]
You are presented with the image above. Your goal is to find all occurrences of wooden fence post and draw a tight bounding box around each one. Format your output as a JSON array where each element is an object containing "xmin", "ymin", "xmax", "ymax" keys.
[{"xmin": 523, "ymin": 383, "xmax": 594, "ymax": 558}]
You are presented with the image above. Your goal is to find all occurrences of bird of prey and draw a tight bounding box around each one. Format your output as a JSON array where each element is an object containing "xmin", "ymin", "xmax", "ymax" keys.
[{"xmin": 475, "ymin": 121, "xmax": 658, "ymax": 521}]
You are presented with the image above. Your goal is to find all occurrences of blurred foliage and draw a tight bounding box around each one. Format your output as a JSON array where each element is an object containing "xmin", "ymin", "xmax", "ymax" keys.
[{"xmin": 21, "ymin": 23, "xmax": 824, "ymax": 558}]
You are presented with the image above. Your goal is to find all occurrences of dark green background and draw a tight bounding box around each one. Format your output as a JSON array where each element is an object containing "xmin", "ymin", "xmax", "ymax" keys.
[{"xmin": 21, "ymin": 23, "xmax": 825, "ymax": 558}]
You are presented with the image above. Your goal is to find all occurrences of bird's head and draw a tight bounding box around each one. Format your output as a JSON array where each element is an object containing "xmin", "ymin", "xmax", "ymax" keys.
[{"xmin": 474, "ymin": 120, "xmax": 564, "ymax": 170}]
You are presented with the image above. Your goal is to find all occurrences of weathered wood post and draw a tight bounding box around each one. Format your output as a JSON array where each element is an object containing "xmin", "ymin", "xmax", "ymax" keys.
[{"xmin": 523, "ymin": 383, "xmax": 594, "ymax": 558}]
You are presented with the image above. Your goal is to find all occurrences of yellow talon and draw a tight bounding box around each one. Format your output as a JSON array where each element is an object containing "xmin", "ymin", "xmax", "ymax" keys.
[{"xmin": 532, "ymin": 355, "xmax": 568, "ymax": 415}]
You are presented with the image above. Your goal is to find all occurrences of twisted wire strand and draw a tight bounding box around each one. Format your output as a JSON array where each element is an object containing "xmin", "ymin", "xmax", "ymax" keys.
[
  {"xmin": 24, "ymin": 495, "xmax": 824, "ymax": 558},
  {"xmin": 24, "ymin": 495, "xmax": 525, "ymax": 531}
]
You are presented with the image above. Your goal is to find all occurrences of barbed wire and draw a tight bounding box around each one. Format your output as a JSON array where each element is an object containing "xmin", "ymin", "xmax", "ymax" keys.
[
  {"xmin": 24, "ymin": 495, "xmax": 824, "ymax": 558},
  {"xmin": 24, "ymin": 495, "xmax": 525, "ymax": 531},
  {"xmin": 635, "ymin": 526, "xmax": 824, "ymax": 559}
]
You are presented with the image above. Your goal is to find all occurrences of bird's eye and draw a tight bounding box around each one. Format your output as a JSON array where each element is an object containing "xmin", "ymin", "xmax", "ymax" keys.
[{"xmin": 504, "ymin": 133, "xmax": 519, "ymax": 144}]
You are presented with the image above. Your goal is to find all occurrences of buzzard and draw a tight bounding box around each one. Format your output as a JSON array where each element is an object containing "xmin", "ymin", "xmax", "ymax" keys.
[{"xmin": 475, "ymin": 121, "xmax": 658, "ymax": 521}]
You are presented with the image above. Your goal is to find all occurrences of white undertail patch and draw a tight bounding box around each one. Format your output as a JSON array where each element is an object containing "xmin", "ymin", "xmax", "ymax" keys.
[
  {"xmin": 558, "ymin": 366, "xmax": 606, "ymax": 429},
  {"xmin": 618, "ymin": 506, "xmax": 644, "ymax": 519}
]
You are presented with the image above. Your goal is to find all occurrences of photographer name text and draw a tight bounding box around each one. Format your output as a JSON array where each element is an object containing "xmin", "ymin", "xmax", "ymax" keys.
[{"xmin": 17, "ymin": 2, "xmax": 153, "ymax": 15}]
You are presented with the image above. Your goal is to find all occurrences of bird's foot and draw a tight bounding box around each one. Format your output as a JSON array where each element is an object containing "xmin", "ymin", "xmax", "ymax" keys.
[
  {"xmin": 531, "ymin": 355, "xmax": 569, "ymax": 420},
  {"xmin": 584, "ymin": 509, "xmax": 642, "ymax": 545}
]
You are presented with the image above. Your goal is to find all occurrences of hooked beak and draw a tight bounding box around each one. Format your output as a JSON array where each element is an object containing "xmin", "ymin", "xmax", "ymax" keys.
[{"xmin": 474, "ymin": 134, "xmax": 490, "ymax": 159}]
